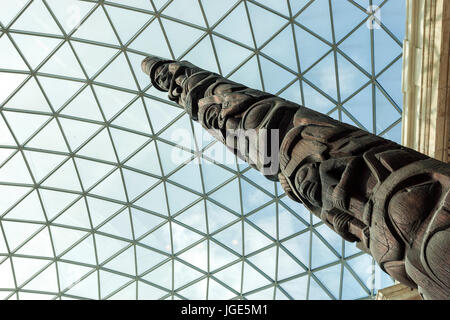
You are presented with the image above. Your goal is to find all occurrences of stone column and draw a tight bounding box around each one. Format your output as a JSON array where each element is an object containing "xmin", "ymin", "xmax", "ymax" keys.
[{"xmin": 142, "ymin": 56, "xmax": 450, "ymax": 300}]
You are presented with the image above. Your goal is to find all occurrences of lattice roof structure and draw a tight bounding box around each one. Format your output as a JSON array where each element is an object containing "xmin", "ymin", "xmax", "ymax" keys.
[{"xmin": 0, "ymin": 0, "xmax": 404, "ymax": 300}]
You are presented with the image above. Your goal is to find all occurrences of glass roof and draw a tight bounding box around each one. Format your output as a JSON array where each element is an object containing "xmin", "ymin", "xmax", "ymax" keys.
[{"xmin": 0, "ymin": 0, "xmax": 404, "ymax": 300}]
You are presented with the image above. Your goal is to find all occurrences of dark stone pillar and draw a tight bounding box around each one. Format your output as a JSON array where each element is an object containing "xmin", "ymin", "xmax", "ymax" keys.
[{"xmin": 142, "ymin": 56, "xmax": 450, "ymax": 300}]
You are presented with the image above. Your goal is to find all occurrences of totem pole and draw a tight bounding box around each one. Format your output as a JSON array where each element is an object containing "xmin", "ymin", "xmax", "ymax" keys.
[{"xmin": 142, "ymin": 56, "xmax": 450, "ymax": 300}]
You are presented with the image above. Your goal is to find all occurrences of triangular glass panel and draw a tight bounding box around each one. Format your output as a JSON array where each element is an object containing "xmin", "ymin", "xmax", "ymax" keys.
[
  {"xmin": 212, "ymin": 35, "xmax": 253, "ymax": 76},
  {"xmin": 110, "ymin": 127, "xmax": 149, "ymax": 162},
  {"xmin": 212, "ymin": 261, "xmax": 242, "ymax": 293},
  {"xmin": 314, "ymin": 263, "xmax": 342, "ymax": 299},
  {"xmin": 302, "ymin": 81, "xmax": 335, "ymax": 114},
  {"xmin": 242, "ymin": 262, "xmax": 271, "ymax": 293},
  {"xmin": 277, "ymin": 247, "xmax": 306, "ymax": 280},
  {"xmin": 139, "ymin": 222, "xmax": 172, "ymax": 253},
  {"xmin": 60, "ymin": 85, "xmax": 103, "ymax": 121},
  {"xmin": 94, "ymin": 233, "xmax": 129, "ymax": 264},
  {"xmin": 0, "ymin": 259, "xmax": 15, "ymax": 289},
  {"xmin": 142, "ymin": 260, "xmax": 172, "ymax": 289},
  {"xmin": 60, "ymin": 234, "xmax": 96, "ymax": 265},
  {"xmin": 247, "ymin": 2, "xmax": 287, "ymax": 47},
  {"xmin": 0, "ymin": 34, "xmax": 27, "ymax": 70},
  {"xmin": 74, "ymin": 157, "xmax": 115, "ymax": 190},
  {"xmin": 23, "ymin": 263, "xmax": 58, "ymax": 293},
  {"xmin": 201, "ymin": 158, "xmax": 235, "ymax": 193},
  {"xmin": 261, "ymin": 25, "xmax": 298, "ymax": 72},
  {"xmin": 308, "ymin": 276, "xmax": 332, "ymax": 299},
  {"xmin": 98, "ymin": 208, "xmax": 133, "ymax": 240},
  {"xmin": 201, "ymin": 0, "xmax": 238, "ymax": 26},
  {"xmin": 12, "ymin": 0, "xmax": 61, "ymax": 35},
  {"xmin": 157, "ymin": 141, "xmax": 193, "ymax": 175},
  {"xmin": 37, "ymin": 76, "xmax": 84, "ymax": 110},
  {"xmin": 0, "ymin": 151, "xmax": 33, "ymax": 184},
  {"xmin": 173, "ymin": 200, "xmax": 206, "ymax": 234},
  {"xmin": 42, "ymin": 158, "xmax": 82, "ymax": 192},
  {"xmin": 137, "ymin": 281, "xmax": 167, "ymax": 300},
  {"xmin": 183, "ymin": 36, "xmax": 219, "ymax": 74},
  {"xmin": 135, "ymin": 244, "xmax": 168, "ymax": 275},
  {"xmin": 331, "ymin": 0, "xmax": 367, "ymax": 42},
  {"xmin": 260, "ymin": 55, "xmax": 296, "ymax": 94},
  {"xmin": 123, "ymin": 168, "xmax": 159, "ymax": 201},
  {"xmin": 0, "ymin": 185, "xmax": 31, "ymax": 216},
  {"xmin": 375, "ymin": 87, "xmax": 401, "ymax": 135},
  {"xmin": 95, "ymin": 52, "xmax": 138, "ymax": 90},
  {"xmin": 129, "ymin": 19, "xmax": 172, "ymax": 58},
  {"xmin": 23, "ymin": 150, "xmax": 66, "ymax": 182},
  {"xmin": 89, "ymin": 169, "xmax": 127, "ymax": 202},
  {"xmin": 57, "ymin": 261, "xmax": 93, "ymax": 291},
  {"xmin": 103, "ymin": 246, "xmax": 136, "ymax": 276},
  {"xmin": 66, "ymin": 270, "xmax": 99, "ymax": 299},
  {"xmin": 315, "ymin": 223, "xmax": 343, "ymax": 255},
  {"xmin": 209, "ymin": 178, "xmax": 241, "ymax": 213},
  {"xmin": 206, "ymin": 200, "xmax": 239, "ymax": 234},
  {"xmin": 279, "ymin": 275, "xmax": 308, "ymax": 299},
  {"xmin": 16, "ymin": 227, "xmax": 54, "ymax": 258},
  {"xmin": 281, "ymin": 231, "xmax": 310, "ymax": 267},
  {"xmin": 72, "ymin": 6, "xmax": 119, "ymax": 45},
  {"xmin": 109, "ymin": 281, "xmax": 136, "ymax": 300},
  {"xmin": 304, "ymin": 52, "xmax": 338, "ymax": 100},
  {"xmin": 50, "ymin": 225, "xmax": 87, "ymax": 256},
  {"xmin": 134, "ymin": 183, "xmax": 168, "ymax": 216},
  {"xmin": 163, "ymin": 0, "xmax": 206, "ymax": 27},
  {"xmin": 125, "ymin": 140, "xmax": 162, "ymax": 176},
  {"xmin": 246, "ymin": 203, "xmax": 276, "ymax": 239},
  {"xmin": 105, "ymin": 4, "xmax": 152, "ymax": 44},
  {"xmin": 71, "ymin": 40, "xmax": 119, "ymax": 78},
  {"xmin": 77, "ymin": 128, "xmax": 117, "ymax": 162},
  {"xmin": 160, "ymin": 19, "xmax": 206, "ymax": 58},
  {"xmin": 376, "ymin": 58, "xmax": 402, "ymax": 108},
  {"xmin": 294, "ymin": 25, "xmax": 331, "ymax": 72},
  {"xmin": 40, "ymin": 42, "xmax": 85, "ymax": 79},
  {"xmin": 243, "ymin": 221, "xmax": 273, "ymax": 254},
  {"xmin": 168, "ymin": 162, "xmax": 203, "ymax": 193},
  {"xmin": 0, "ymin": 116, "xmax": 17, "ymax": 146},
  {"xmin": 5, "ymin": 77, "xmax": 51, "ymax": 112},
  {"xmin": 144, "ymin": 97, "xmax": 183, "ymax": 133},
  {"xmin": 173, "ymin": 260, "xmax": 203, "ymax": 289},
  {"xmin": 241, "ymin": 179, "xmax": 273, "ymax": 214},
  {"xmin": 87, "ymin": 196, "xmax": 124, "ymax": 228},
  {"xmin": 26, "ymin": 118, "xmax": 69, "ymax": 153},
  {"xmin": 229, "ymin": 55, "xmax": 263, "ymax": 91},
  {"xmin": 94, "ymin": 85, "xmax": 135, "ymax": 121},
  {"xmin": 209, "ymin": 240, "xmax": 240, "ymax": 272},
  {"xmin": 11, "ymin": 256, "xmax": 49, "ymax": 287},
  {"xmin": 177, "ymin": 240, "xmax": 208, "ymax": 271},
  {"xmin": 0, "ymin": 72, "xmax": 28, "ymax": 106},
  {"xmin": 311, "ymin": 232, "xmax": 339, "ymax": 269},
  {"xmin": 341, "ymin": 266, "xmax": 369, "ymax": 300},
  {"xmin": 0, "ymin": 1, "xmax": 28, "ymax": 26},
  {"xmin": 342, "ymin": 84, "xmax": 373, "ymax": 133},
  {"xmin": 255, "ymin": 0, "xmax": 289, "ymax": 15},
  {"xmin": 159, "ymin": 112, "xmax": 196, "ymax": 151},
  {"xmin": 178, "ymin": 278, "xmax": 207, "ymax": 300},
  {"xmin": 171, "ymin": 222, "xmax": 203, "ymax": 253},
  {"xmin": 132, "ymin": 208, "xmax": 166, "ymax": 240},
  {"xmin": 338, "ymin": 23, "xmax": 372, "ymax": 73},
  {"xmin": 295, "ymin": 0, "xmax": 332, "ymax": 42},
  {"xmin": 40, "ymin": 189, "xmax": 79, "ymax": 221},
  {"xmin": 248, "ymin": 246, "xmax": 277, "ymax": 280},
  {"xmin": 4, "ymin": 189, "xmax": 46, "ymax": 222},
  {"xmin": 337, "ymin": 52, "xmax": 370, "ymax": 101},
  {"xmin": 99, "ymin": 270, "xmax": 132, "ymax": 299},
  {"xmin": 213, "ymin": 220, "xmax": 242, "ymax": 255},
  {"xmin": 111, "ymin": 98, "xmax": 151, "ymax": 133},
  {"xmin": 46, "ymin": 0, "xmax": 95, "ymax": 34},
  {"xmin": 2, "ymin": 111, "xmax": 50, "ymax": 145},
  {"xmin": 214, "ymin": 2, "xmax": 253, "ymax": 47}
]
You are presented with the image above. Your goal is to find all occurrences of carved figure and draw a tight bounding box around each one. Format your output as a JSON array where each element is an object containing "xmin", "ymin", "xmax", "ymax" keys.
[{"xmin": 142, "ymin": 56, "xmax": 450, "ymax": 300}]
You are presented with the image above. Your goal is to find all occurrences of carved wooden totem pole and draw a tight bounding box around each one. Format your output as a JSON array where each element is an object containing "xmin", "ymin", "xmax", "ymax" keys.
[{"xmin": 142, "ymin": 56, "xmax": 450, "ymax": 300}]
